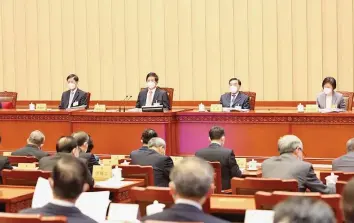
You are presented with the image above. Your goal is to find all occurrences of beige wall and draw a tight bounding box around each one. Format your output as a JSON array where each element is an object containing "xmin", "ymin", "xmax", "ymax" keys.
[{"xmin": 0, "ymin": 0, "xmax": 353, "ymax": 101}]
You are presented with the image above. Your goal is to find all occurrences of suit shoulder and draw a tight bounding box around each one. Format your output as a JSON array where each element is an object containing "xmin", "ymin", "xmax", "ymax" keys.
[
  {"xmin": 335, "ymin": 91, "xmax": 344, "ymax": 98},
  {"xmin": 240, "ymin": 92, "xmax": 249, "ymax": 99}
]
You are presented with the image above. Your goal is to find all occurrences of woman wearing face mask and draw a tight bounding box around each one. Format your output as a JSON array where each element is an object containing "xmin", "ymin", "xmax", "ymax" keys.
[
  {"xmin": 220, "ymin": 78, "xmax": 250, "ymax": 109},
  {"xmin": 59, "ymin": 74, "xmax": 89, "ymax": 109},
  {"xmin": 136, "ymin": 72, "xmax": 171, "ymax": 110},
  {"xmin": 316, "ymin": 77, "xmax": 346, "ymax": 110}
]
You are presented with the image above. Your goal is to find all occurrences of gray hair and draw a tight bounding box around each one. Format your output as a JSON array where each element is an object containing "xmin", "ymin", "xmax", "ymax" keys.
[
  {"xmin": 148, "ymin": 137, "xmax": 166, "ymax": 149},
  {"xmin": 346, "ymin": 138, "xmax": 354, "ymax": 152},
  {"xmin": 27, "ymin": 130, "xmax": 45, "ymax": 147},
  {"xmin": 170, "ymin": 157, "xmax": 214, "ymax": 198},
  {"xmin": 278, "ymin": 135, "xmax": 303, "ymax": 154}
]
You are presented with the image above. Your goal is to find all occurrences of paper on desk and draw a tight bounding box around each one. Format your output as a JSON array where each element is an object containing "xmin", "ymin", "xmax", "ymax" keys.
[
  {"xmin": 32, "ymin": 177, "xmax": 110, "ymax": 222},
  {"xmin": 244, "ymin": 210, "xmax": 274, "ymax": 223},
  {"xmin": 95, "ymin": 179, "xmax": 130, "ymax": 188},
  {"xmin": 108, "ymin": 203, "xmax": 139, "ymax": 221}
]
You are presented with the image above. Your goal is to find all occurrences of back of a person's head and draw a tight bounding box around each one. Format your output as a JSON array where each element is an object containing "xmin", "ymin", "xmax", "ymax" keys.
[
  {"xmin": 278, "ymin": 135, "xmax": 303, "ymax": 155},
  {"xmin": 170, "ymin": 157, "xmax": 214, "ymax": 199},
  {"xmin": 86, "ymin": 135, "xmax": 94, "ymax": 153},
  {"xmin": 51, "ymin": 155, "xmax": 88, "ymax": 200},
  {"xmin": 141, "ymin": 129, "xmax": 158, "ymax": 144},
  {"xmin": 56, "ymin": 136, "xmax": 78, "ymax": 153},
  {"xmin": 71, "ymin": 131, "xmax": 89, "ymax": 147},
  {"xmin": 27, "ymin": 130, "xmax": 45, "ymax": 147},
  {"xmin": 273, "ymin": 197, "xmax": 335, "ymax": 223},
  {"xmin": 346, "ymin": 138, "xmax": 354, "ymax": 153},
  {"xmin": 342, "ymin": 178, "xmax": 354, "ymax": 222},
  {"xmin": 209, "ymin": 126, "xmax": 225, "ymax": 141}
]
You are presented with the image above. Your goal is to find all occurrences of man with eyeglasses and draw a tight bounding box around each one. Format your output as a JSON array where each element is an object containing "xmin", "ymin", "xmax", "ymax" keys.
[{"xmin": 262, "ymin": 135, "xmax": 335, "ymax": 194}]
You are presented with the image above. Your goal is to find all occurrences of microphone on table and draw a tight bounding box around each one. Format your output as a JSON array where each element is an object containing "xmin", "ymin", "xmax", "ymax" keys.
[
  {"xmin": 123, "ymin": 95, "xmax": 132, "ymax": 112},
  {"xmin": 119, "ymin": 95, "xmax": 129, "ymax": 112}
]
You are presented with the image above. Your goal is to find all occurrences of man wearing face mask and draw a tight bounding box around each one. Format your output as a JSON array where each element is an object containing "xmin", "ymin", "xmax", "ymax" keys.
[
  {"xmin": 136, "ymin": 72, "xmax": 171, "ymax": 110},
  {"xmin": 195, "ymin": 126, "xmax": 242, "ymax": 190},
  {"xmin": 220, "ymin": 78, "xmax": 250, "ymax": 109},
  {"xmin": 262, "ymin": 135, "xmax": 335, "ymax": 194},
  {"xmin": 316, "ymin": 76, "xmax": 346, "ymax": 110},
  {"xmin": 59, "ymin": 74, "xmax": 89, "ymax": 109}
]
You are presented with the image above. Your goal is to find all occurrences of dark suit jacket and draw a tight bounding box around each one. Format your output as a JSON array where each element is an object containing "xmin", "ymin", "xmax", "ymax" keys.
[
  {"xmin": 59, "ymin": 88, "xmax": 88, "ymax": 109},
  {"xmin": 136, "ymin": 88, "xmax": 171, "ymax": 110},
  {"xmin": 11, "ymin": 144, "xmax": 49, "ymax": 160},
  {"xmin": 79, "ymin": 151, "xmax": 99, "ymax": 173},
  {"xmin": 262, "ymin": 153, "xmax": 334, "ymax": 194},
  {"xmin": 332, "ymin": 152, "xmax": 354, "ymax": 172},
  {"xmin": 21, "ymin": 203, "xmax": 97, "ymax": 223},
  {"xmin": 0, "ymin": 156, "xmax": 13, "ymax": 184},
  {"xmin": 130, "ymin": 146, "xmax": 174, "ymax": 187},
  {"xmin": 141, "ymin": 203, "xmax": 229, "ymax": 223},
  {"xmin": 220, "ymin": 92, "xmax": 250, "ymax": 109},
  {"xmin": 195, "ymin": 143, "xmax": 242, "ymax": 190},
  {"xmin": 39, "ymin": 153, "xmax": 94, "ymax": 187}
]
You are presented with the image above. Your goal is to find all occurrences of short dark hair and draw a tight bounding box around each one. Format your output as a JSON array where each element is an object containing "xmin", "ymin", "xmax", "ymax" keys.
[
  {"xmin": 342, "ymin": 178, "xmax": 354, "ymax": 222},
  {"xmin": 66, "ymin": 74, "xmax": 79, "ymax": 82},
  {"xmin": 141, "ymin": 129, "xmax": 158, "ymax": 144},
  {"xmin": 52, "ymin": 155, "xmax": 89, "ymax": 200},
  {"xmin": 146, "ymin": 72, "xmax": 159, "ymax": 83},
  {"xmin": 209, "ymin": 126, "xmax": 225, "ymax": 140},
  {"xmin": 229, "ymin": 78, "xmax": 241, "ymax": 86},
  {"xmin": 87, "ymin": 135, "xmax": 94, "ymax": 153},
  {"xmin": 72, "ymin": 131, "xmax": 89, "ymax": 147},
  {"xmin": 322, "ymin": 77, "xmax": 336, "ymax": 90},
  {"xmin": 274, "ymin": 196, "xmax": 335, "ymax": 223},
  {"xmin": 56, "ymin": 136, "xmax": 78, "ymax": 153}
]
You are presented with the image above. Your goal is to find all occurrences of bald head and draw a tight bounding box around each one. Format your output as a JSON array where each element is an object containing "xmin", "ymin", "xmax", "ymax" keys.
[
  {"xmin": 27, "ymin": 130, "xmax": 45, "ymax": 147},
  {"xmin": 56, "ymin": 136, "xmax": 78, "ymax": 153},
  {"xmin": 347, "ymin": 138, "xmax": 354, "ymax": 153}
]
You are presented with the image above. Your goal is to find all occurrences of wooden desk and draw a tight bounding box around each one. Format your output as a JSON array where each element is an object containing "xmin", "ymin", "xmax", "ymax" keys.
[
  {"xmin": 0, "ymin": 185, "xmax": 34, "ymax": 213},
  {"xmin": 93, "ymin": 180, "xmax": 144, "ymax": 203},
  {"xmin": 242, "ymin": 169, "xmax": 262, "ymax": 178},
  {"xmin": 210, "ymin": 194, "xmax": 255, "ymax": 214}
]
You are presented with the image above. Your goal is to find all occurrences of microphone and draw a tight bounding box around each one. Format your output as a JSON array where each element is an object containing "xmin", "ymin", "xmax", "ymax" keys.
[
  {"xmin": 123, "ymin": 95, "xmax": 132, "ymax": 112},
  {"xmin": 119, "ymin": 95, "xmax": 129, "ymax": 112}
]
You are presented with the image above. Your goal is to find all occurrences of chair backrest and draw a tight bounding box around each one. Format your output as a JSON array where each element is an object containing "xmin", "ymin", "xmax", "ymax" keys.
[
  {"xmin": 118, "ymin": 165, "xmax": 154, "ymax": 186},
  {"xmin": 130, "ymin": 186, "xmax": 210, "ymax": 217},
  {"xmin": 209, "ymin": 162, "xmax": 222, "ymax": 193},
  {"xmin": 7, "ymin": 156, "xmax": 38, "ymax": 165},
  {"xmin": 242, "ymin": 91, "xmax": 256, "ymax": 110},
  {"xmin": 255, "ymin": 191, "xmax": 343, "ymax": 223},
  {"xmin": 337, "ymin": 91, "xmax": 354, "ymax": 111},
  {"xmin": 231, "ymin": 178, "xmax": 298, "ymax": 195},
  {"xmin": 336, "ymin": 181, "xmax": 347, "ymax": 195},
  {"xmin": 320, "ymin": 171, "xmax": 354, "ymax": 183},
  {"xmin": 140, "ymin": 87, "xmax": 174, "ymax": 109},
  {"xmin": 2, "ymin": 169, "xmax": 51, "ymax": 186},
  {"xmin": 0, "ymin": 91, "xmax": 18, "ymax": 108},
  {"xmin": 0, "ymin": 213, "xmax": 67, "ymax": 223},
  {"xmin": 85, "ymin": 92, "xmax": 91, "ymax": 109}
]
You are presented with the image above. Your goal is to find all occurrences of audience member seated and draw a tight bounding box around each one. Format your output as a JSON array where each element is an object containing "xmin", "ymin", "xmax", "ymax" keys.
[
  {"xmin": 86, "ymin": 135, "xmax": 99, "ymax": 163},
  {"xmin": 195, "ymin": 126, "xmax": 242, "ymax": 190},
  {"xmin": 72, "ymin": 131, "xmax": 98, "ymax": 173},
  {"xmin": 332, "ymin": 138, "xmax": 354, "ymax": 172},
  {"xmin": 273, "ymin": 196, "xmax": 335, "ymax": 223},
  {"xmin": 0, "ymin": 135, "xmax": 12, "ymax": 184},
  {"xmin": 21, "ymin": 155, "xmax": 97, "ymax": 223},
  {"xmin": 130, "ymin": 128, "xmax": 158, "ymax": 156},
  {"xmin": 262, "ymin": 135, "xmax": 334, "ymax": 194},
  {"xmin": 39, "ymin": 136, "xmax": 94, "ymax": 187},
  {"xmin": 142, "ymin": 157, "xmax": 229, "ymax": 223},
  {"xmin": 131, "ymin": 137, "xmax": 173, "ymax": 187},
  {"xmin": 342, "ymin": 178, "xmax": 354, "ymax": 223},
  {"xmin": 11, "ymin": 130, "xmax": 49, "ymax": 160}
]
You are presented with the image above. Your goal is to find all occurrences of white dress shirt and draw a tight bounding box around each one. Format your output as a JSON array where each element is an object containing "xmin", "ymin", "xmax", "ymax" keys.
[
  {"xmin": 230, "ymin": 92, "xmax": 239, "ymax": 107},
  {"xmin": 175, "ymin": 198, "xmax": 202, "ymax": 210},
  {"xmin": 50, "ymin": 198, "xmax": 75, "ymax": 207},
  {"xmin": 145, "ymin": 88, "xmax": 157, "ymax": 106},
  {"xmin": 325, "ymin": 95, "xmax": 333, "ymax": 109}
]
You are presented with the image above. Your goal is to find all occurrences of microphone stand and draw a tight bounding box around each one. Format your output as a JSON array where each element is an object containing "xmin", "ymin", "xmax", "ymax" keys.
[
  {"xmin": 119, "ymin": 96, "xmax": 129, "ymax": 112},
  {"xmin": 123, "ymin": 96, "xmax": 132, "ymax": 112}
]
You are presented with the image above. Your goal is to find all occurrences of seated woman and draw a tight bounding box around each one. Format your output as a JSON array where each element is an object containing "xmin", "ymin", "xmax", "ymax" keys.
[{"xmin": 316, "ymin": 76, "xmax": 346, "ymax": 110}]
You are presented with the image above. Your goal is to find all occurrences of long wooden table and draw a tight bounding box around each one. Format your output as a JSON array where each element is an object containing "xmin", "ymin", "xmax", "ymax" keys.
[
  {"xmin": 1, "ymin": 109, "xmax": 354, "ymax": 159},
  {"xmin": 0, "ymin": 185, "xmax": 34, "ymax": 212}
]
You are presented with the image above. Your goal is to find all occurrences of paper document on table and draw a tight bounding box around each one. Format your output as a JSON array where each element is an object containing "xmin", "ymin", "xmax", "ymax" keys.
[
  {"xmin": 108, "ymin": 203, "xmax": 139, "ymax": 221},
  {"xmin": 76, "ymin": 191, "xmax": 110, "ymax": 222},
  {"xmin": 319, "ymin": 108, "xmax": 344, "ymax": 113},
  {"xmin": 245, "ymin": 210, "xmax": 274, "ymax": 223},
  {"xmin": 32, "ymin": 177, "xmax": 53, "ymax": 208}
]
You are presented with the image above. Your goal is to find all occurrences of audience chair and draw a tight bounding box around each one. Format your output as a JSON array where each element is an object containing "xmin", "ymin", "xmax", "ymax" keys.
[
  {"xmin": 337, "ymin": 91, "xmax": 354, "ymax": 111},
  {"xmin": 336, "ymin": 181, "xmax": 347, "ymax": 195},
  {"xmin": 2, "ymin": 169, "xmax": 51, "ymax": 186},
  {"xmin": 209, "ymin": 162, "xmax": 231, "ymax": 194},
  {"xmin": 0, "ymin": 213, "xmax": 66, "ymax": 223},
  {"xmin": 231, "ymin": 177, "xmax": 298, "ymax": 195},
  {"xmin": 0, "ymin": 91, "xmax": 18, "ymax": 108},
  {"xmin": 7, "ymin": 156, "xmax": 38, "ymax": 165},
  {"xmin": 255, "ymin": 191, "xmax": 343, "ymax": 223},
  {"xmin": 130, "ymin": 186, "xmax": 210, "ymax": 217},
  {"xmin": 119, "ymin": 165, "xmax": 154, "ymax": 186},
  {"xmin": 320, "ymin": 171, "xmax": 354, "ymax": 183},
  {"xmin": 140, "ymin": 87, "xmax": 174, "ymax": 109},
  {"xmin": 242, "ymin": 91, "xmax": 256, "ymax": 110}
]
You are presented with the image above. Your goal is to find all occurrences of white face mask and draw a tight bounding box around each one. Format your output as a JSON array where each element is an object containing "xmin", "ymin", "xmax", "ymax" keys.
[
  {"xmin": 230, "ymin": 86, "xmax": 238, "ymax": 94},
  {"xmin": 147, "ymin": 81, "xmax": 156, "ymax": 89},
  {"xmin": 323, "ymin": 87, "xmax": 332, "ymax": 95},
  {"xmin": 68, "ymin": 83, "xmax": 76, "ymax": 90}
]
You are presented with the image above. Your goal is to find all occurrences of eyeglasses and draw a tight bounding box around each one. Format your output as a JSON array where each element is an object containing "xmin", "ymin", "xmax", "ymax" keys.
[{"xmin": 298, "ymin": 147, "xmax": 306, "ymax": 159}]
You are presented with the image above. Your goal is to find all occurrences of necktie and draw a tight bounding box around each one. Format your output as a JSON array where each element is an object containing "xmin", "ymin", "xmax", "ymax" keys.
[
  {"xmin": 147, "ymin": 90, "xmax": 153, "ymax": 106},
  {"xmin": 68, "ymin": 91, "xmax": 75, "ymax": 108},
  {"xmin": 231, "ymin": 94, "xmax": 236, "ymax": 107}
]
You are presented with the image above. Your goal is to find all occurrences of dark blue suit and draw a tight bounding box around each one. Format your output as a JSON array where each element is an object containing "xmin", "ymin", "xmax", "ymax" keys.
[
  {"xmin": 21, "ymin": 203, "xmax": 97, "ymax": 223},
  {"xmin": 136, "ymin": 88, "xmax": 171, "ymax": 110},
  {"xmin": 141, "ymin": 203, "xmax": 229, "ymax": 223},
  {"xmin": 220, "ymin": 92, "xmax": 250, "ymax": 109},
  {"xmin": 130, "ymin": 146, "xmax": 173, "ymax": 187}
]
